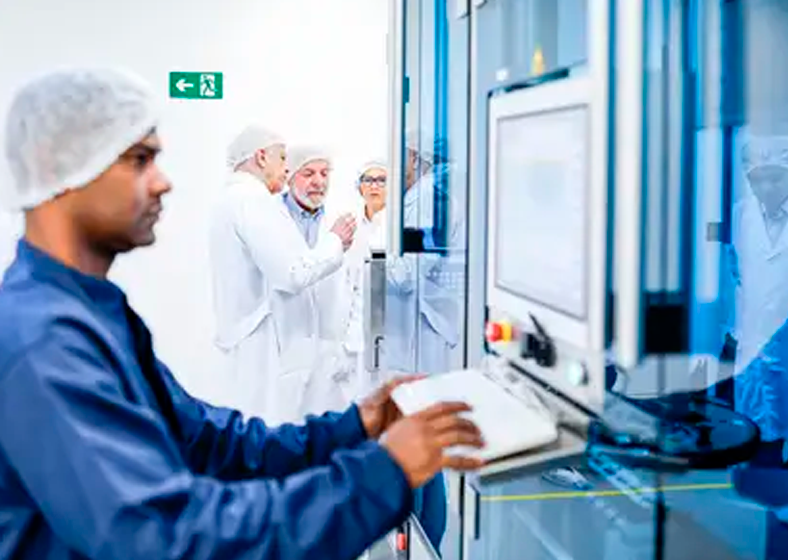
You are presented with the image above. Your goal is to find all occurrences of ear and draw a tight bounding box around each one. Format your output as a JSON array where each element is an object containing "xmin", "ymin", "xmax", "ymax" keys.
[{"xmin": 255, "ymin": 148, "xmax": 267, "ymax": 168}]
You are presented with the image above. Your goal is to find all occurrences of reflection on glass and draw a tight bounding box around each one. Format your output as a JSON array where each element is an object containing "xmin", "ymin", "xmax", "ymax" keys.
[
  {"xmin": 729, "ymin": 135, "xmax": 788, "ymax": 443},
  {"xmin": 478, "ymin": 2, "xmax": 788, "ymax": 560},
  {"xmin": 702, "ymin": 1, "xmax": 788, "ymax": 451},
  {"xmin": 691, "ymin": 1, "xmax": 788, "ymax": 558},
  {"xmin": 386, "ymin": 0, "xmax": 469, "ymax": 556},
  {"xmin": 385, "ymin": 133, "xmax": 465, "ymax": 375},
  {"xmin": 496, "ymin": 0, "xmax": 588, "ymax": 77}
]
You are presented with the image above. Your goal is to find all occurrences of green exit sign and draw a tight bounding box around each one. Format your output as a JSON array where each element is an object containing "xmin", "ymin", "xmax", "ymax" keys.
[{"xmin": 169, "ymin": 72, "xmax": 223, "ymax": 100}]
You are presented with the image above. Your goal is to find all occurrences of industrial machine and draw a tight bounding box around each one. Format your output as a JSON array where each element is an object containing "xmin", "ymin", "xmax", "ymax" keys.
[{"xmin": 374, "ymin": 0, "xmax": 787, "ymax": 558}]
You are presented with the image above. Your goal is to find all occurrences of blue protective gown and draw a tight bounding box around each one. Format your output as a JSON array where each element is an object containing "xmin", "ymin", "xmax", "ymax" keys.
[{"xmin": 0, "ymin": 240, "xmax": 412, "ymax": 560}]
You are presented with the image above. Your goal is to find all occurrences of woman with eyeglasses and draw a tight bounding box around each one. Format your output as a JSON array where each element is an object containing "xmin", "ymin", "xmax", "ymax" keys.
[
  {"xmin": 357, "ymin": 162, "xmax": 388, "ymax": 249},
  {"xmin": 344, "ymin": 162, "xmax": 389, "ymax": 397}
]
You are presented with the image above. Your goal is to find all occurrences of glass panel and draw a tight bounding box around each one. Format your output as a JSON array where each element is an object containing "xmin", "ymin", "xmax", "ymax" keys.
[
  {"xmin": 664, "ymin": 0, "xmax": 788, "ymax": 558},
  {"xmin": 384, "ymin": 0, "xmax": 468, "ymax": 378},
  {"xmin": 469, "ymin": 0, "xmax": 788, "ymax": 557},
  {"xmin": 383, "ymin": 1, "xmax": 470, "ymax": 557},
  {"xmin": 489, "ymin": 0, "xmax": 589, "ymax": 81},
  {"xmin": 466, "ymin": 457, "xmax": 664, "ymax": 560}
]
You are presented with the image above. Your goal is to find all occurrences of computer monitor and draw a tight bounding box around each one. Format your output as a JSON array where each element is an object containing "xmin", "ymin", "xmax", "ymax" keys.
[
  {"xmin": 486, "ymin": 76, "xmax": 608, "ymax": 410},
  {"xmin": 493, "ymin": 104, "xmax": 589, "ymax": 321}
]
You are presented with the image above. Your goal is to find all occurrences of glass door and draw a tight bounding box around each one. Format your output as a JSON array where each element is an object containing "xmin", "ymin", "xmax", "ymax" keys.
[
  {"xmin": 624, "ymin": 0, "xmax": 788, "ymax": 558},
  {"xmin": 686, "ymin": 1, "xmax": 788, "ymax": 556},
  {"xmin": 385, "ymin": 0, "xmax": 469, "ymax": 378},
  {"xmin": 385, "ymin": 0, "xmax": 471, "ymax": 557}
]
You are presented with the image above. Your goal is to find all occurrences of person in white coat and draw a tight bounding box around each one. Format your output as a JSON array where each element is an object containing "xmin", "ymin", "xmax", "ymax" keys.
[
  {"xmin": 726, "ymin": 133, "xmax": 788, "ymax": 450},
  {"xmin": 209, "ymin": 126, "xmax": 356, "ymax": 421},
  {"xmin": 345, "ymin": 161, "xmax": 389, "ymax": 396},
  {"xmin": 273, "ymin": 145, "xmax": 361, "ymax": 423}
]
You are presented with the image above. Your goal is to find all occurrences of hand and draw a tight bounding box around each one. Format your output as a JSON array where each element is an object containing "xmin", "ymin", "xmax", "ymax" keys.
[
  {"xmin": 382, "ymin": 402, "xmax": 485, "ymax": 489},
  {"xmin": 331, "ymin": 213, "xmax": 357, "ymax": 251},
  {"xmin": 358, "ymin": 375, "xmax": 424, "ymax": 439}
]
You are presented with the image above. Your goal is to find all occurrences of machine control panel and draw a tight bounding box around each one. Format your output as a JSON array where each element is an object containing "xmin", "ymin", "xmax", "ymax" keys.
[
  {"xmin": 485, "ymin": 77, "xmax": 608, "ymax": 412},
  {"xmin": 520, "ymin": 315, "xmax": 557, "ymax": 368},
  {"xmin": 484, "ymin": 320, "xmax": 515, "ymax": 343},
  {"xmin": 486, "ymin": 309, "xmax": 601, "ymax": 409},
  {"xmin": 486, "ymin": 318, "xmax": 558, "ymax": 368}
]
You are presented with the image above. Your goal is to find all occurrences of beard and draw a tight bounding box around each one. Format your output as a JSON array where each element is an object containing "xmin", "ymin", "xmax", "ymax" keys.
[{"xmin": 294, "ymin": 190, "xmax": 324, "ymax": 211}]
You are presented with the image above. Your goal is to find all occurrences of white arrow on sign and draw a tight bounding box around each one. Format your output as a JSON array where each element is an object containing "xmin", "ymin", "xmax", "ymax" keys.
[{"xmin": 176, "ymin": 78, "xmax": 194, "ymax": 93}]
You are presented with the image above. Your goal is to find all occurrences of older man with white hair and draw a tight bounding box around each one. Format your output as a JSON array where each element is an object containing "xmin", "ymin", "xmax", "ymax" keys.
[
  {"xmin": 209, "ymin": 127, "xmax": 356, "ymax": 420},
  {"xmin": 270, "ymin": 145, "xmax": 363, "ymax": 424}
]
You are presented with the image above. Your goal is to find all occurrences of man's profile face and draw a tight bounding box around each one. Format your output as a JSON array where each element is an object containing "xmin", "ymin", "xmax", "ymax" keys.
[
  {"xmin": 72, "ymin": 131, "xmax": 172, "ymax": 253},
  {"xmin": 291, "ymin": 159, "xmax": 330, "ymax": 210},
  {"xmin": 260, "ymin": 143, "xmax": 288, "ymax": 193},
  {"xmin": 405, "ymin": 148, "xmax": 431, "ymax": 190}
]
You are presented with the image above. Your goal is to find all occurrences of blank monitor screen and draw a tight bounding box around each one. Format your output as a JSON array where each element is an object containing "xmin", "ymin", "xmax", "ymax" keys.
[{"xmin": 494, "ymin": 104, "xmax": 589, "ymax": 320}]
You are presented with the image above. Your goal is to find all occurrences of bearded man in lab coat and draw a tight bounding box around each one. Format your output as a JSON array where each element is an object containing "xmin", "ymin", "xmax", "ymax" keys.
[
  {"xmin": 210, "ymin": 127, "xmax": 356, "ymax": 421},
  {"xmin": 275, "ymin": 145, "xmax": 362, "ymax": 423}
]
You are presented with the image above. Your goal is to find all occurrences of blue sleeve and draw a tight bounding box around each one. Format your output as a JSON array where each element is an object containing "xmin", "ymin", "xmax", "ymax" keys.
[
  {"xmin": 0, "ymin": 325, "xmax": 412, "ymax": 560},
  {"xmin": 161, "ymin": 361, "xmax": 370, "ymax": 480}
]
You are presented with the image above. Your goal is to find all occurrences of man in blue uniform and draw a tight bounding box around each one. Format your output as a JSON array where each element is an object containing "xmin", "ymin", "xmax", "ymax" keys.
[{"xmin": 0, "ymin": 68, "xmax": 484, "ymax": 560}]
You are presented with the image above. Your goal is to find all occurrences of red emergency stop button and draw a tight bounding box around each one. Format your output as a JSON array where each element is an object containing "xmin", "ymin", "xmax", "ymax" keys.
[
  {"xmin": 485, "ymin": 321, "xmax": 514, "ymax": 343},
  {"xmin": 396, "ymin": 532, "xmax": 407, "ymax": 551}
]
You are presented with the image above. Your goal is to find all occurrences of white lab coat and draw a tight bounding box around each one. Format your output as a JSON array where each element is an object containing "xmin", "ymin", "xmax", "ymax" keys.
[
  {"xmin": 728, "ymin": 193, "xmax": 788, "ymax": 441},
  {"xmin": 729, "ymin": 195, "xmax": 788, "ymax": 372},
  {"xmin": 209, "ymin": 171, "xmax": 344, "ymax": 422},
  {"xmin": 270, "ymin": 197, "xmax": 358, "ymax": 423}
]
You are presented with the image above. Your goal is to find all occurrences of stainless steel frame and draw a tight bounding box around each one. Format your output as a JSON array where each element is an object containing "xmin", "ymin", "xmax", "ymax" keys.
[
  {"xmin": 613, "ymin": 0, "xmax": 646, "ymax": 369},
  {"xmin": 387, "ymin": 0, "xmax": 407, "ymax": 258}
]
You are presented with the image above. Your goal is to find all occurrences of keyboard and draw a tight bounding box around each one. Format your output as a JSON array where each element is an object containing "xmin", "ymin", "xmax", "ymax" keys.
[{"xmin": 392, "ymin": 369, "xmax": 559, "ymax": 462}]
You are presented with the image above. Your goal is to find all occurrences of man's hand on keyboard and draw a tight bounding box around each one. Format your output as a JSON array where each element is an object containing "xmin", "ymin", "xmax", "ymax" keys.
[
  {"xmin": 359, "ymin": 375, "xmax": 426, "ymax": 439},
  {"xmin": 382, "ymin": 402, "xmax": 485, "ymax": 488}
]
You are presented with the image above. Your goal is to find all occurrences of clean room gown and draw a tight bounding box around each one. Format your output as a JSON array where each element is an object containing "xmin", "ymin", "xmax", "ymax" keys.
[{"xmin": 0, "ymin": 240, "xmax": 411, "ymax": 560}]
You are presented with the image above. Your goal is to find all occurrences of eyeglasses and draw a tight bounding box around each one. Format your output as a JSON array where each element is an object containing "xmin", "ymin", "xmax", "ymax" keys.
[{"xmin": 360, "ymin": 175, "xmax": 387, "ymax": 185}]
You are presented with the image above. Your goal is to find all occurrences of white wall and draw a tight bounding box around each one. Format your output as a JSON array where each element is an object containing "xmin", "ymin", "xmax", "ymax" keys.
[{"xmin": 0, "ymin": 0, "xmax": 389, "ymax": 404}]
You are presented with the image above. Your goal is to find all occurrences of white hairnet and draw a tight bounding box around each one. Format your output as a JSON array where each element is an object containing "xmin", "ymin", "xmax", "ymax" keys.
[
  {"xmin": 741, "ymin": 134, "xmax": 788, "ymax": 173},
  {"xmin": 226, "ymin": 125, "xmax": 284, "ymax": 170},
  {"xmin": 287, "ymin": 145, "xmax": 332, "ymax": 183},
  {"xmin": 404, "ymin": 128, "xmax": 448, "ymax": 164},
  {"xmin": 3, "ymin": 68, "xmax": 158, "ymax": 211},
  {"xmin": 356, "ymin": 160, "xmax": 387, "ymax": 188},
  {"xmin": 357, "ymin": 160, "xmax": 387, "ymax": 178}
]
